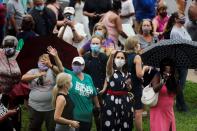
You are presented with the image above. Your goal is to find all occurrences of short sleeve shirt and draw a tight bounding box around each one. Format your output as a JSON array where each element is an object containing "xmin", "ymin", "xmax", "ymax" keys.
[
  {"xmin": 64, "ymin": 67, "xmax": 97, "ymax": 122},
  {"xmin": 27, "ymin": 69, "xmax": 55, "ymax": 111},
  {"xmin": 58, "ymin": 23, "xmax": 86, "ymax": 49},
  {"xmin": 7, "ymin": 0, "xmax": 25, "ymax": 29}
]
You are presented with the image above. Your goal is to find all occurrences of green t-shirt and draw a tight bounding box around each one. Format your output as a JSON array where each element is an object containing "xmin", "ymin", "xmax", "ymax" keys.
[{"xmin": 64, "ymin": 68, "xmax": 97, "ymax": 123}]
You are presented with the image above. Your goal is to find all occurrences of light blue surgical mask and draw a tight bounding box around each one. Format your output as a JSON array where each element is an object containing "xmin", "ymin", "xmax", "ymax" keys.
[
  {"xmin": 64, "ymin": 14, "xmax": 74, "ymax": 21},
  {"xmin": 94, "ymin": 31, "xmax": 104, "ymax": 38},
  {"xmin": 35, "ymin": 5, "xmax": 44, "ymax": 11},
  {"xmin": 90, "ymin": 44, "xmax": 100, "ymax": 53}
]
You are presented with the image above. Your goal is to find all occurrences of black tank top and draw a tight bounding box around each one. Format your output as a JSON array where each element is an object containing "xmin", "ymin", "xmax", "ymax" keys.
[
  {"xmin": 57, "ymin": 93, "xmax": 74, "ymax": 120},
  {"xmin": 127, "ymin": 53, "xmax": 142, "ymax": 90}
]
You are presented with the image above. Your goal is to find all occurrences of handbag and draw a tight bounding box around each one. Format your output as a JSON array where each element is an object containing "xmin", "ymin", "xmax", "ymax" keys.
[{"xmin": 141, "ymin": 84, "xmax": 159, "ymax": 107}]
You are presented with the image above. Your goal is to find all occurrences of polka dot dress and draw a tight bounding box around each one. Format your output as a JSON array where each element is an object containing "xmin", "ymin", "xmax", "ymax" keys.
[{"xmin": 102, "ymin": 70, "xmax": 133, "ymax": 131}]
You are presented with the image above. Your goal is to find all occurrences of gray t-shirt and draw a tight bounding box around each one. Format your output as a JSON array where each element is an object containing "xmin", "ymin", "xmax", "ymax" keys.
[
  {"xmin": 170, "ymin": 26, "xmax": 192, "ymax": 41},
  {"xmin": 7, "ymin": 0, "xmax": 25, "ymax": 30},
  {"xmin": 138, "ymin": 35, "xmax": 158, "ymax": 50},
  {"xmin": 27, "ymin": 69, "xmax": 55, "ymax": 112}
]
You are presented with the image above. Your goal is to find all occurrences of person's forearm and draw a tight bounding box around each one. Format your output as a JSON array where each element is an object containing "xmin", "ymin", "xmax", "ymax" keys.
[
  {"xmin": 106, "ymin": 53, "xmax": 114, "ymax": 76},
  {"xmin": 10, "ymin": 17, "xmax": 18, "ymax": 32},
  {"xmin": 83, "ymin": 11, "xmax": 92, "ymax": 17},
  {"xmin": 49, "ymin": 64, "xmax": 60, "ymax": 74},
  {"xmin": 21, "ymin": 74, "xmax": 39, "ymax": 82},
  {"xmin": 72, "ymin": 29, "xmax": 84, "ymax": 43},
  {"xmin": 53, "ymin": 55, "xmax": 64, "ymax": 72},
  {"xmin": 57, "ymin": 20, "xmax": 65, "ymax": 27},
  {"xmin": 54, "ymin": 116, "xmax": 73, "ymax": 125},
  {"xmin": 93, "ymin": 96, "xmax": 100, "ymax": 108}
]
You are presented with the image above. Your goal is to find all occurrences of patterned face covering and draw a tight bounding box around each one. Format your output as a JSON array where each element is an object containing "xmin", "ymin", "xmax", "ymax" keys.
[{"xmin": 4, "ymin": 47, "xmax": 16, "ymax": 57}]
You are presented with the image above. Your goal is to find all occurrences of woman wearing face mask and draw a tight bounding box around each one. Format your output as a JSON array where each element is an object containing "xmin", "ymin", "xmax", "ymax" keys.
[
  {"xmin": 79, "ymin": 22, "xmax": 115, "ymax": 56},
  {"xmin": 83, "ymin": 35, "xmax": 108, "ymax": 131},
  {"xmin": 21, "ymin": 54, "xmax": 60, "ymax": 131},
  {"xmin": 152, "ymin": 2, "xmax": 169, "ymax": 40},
  {"xmin": 52, "ymin": 72, "xmax": 80, "ymax": 131},
  {"xmin": 47, "ymin": 46, "xmax": 100, "ymax": 131},
  {"xmin": 0, "ymin": 36, "xmax": 22, "ymax": 131},
  {"xmin": 138, "ymin": 19, "xmax": 159, "ymax": 50},
  {"xmin": 149, "ymin": 58, "xmax": 179, "ymax": 131},
  {"xmin": 100, "ymin": 50, "xmax": 133, "ymax": 131}
]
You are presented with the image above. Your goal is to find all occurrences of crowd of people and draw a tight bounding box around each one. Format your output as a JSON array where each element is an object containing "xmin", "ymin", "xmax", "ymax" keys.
[{"xmin": 0, "ymin": 0, "xmax": 197, "ymax": 131}]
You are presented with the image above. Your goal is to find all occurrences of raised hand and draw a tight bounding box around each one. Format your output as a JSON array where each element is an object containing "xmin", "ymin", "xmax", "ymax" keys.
[
  {"xmin": 47, "ymin": 46, "xmax": 58, "ymax": 57},
  {"xmin": 41, "ymin": 56, "xmax": 52, "ymax": 68}
]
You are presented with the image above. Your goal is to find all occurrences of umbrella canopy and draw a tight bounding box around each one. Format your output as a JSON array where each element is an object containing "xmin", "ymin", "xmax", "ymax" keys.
[
  {"xmin": 16, "ymin": 35, "xmax": 79, "ymax": 75},
  {"xmin": 141, "ymin": 39, "xmax": 197, "ymax": 69}
]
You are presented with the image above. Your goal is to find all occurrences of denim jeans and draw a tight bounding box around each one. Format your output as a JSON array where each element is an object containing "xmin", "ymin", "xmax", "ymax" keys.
[
  {"xmin": 176, "ymin": 68, "xmax": 188, "ymax": 111},
  {"xmin": 55, "ymin": 124, "xmax": 75, "ymax": 131}
]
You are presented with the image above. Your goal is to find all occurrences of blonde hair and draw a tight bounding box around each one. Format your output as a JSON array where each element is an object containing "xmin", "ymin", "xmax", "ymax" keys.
[
  {"xmin": 52, "ymin": 73, "xmax": 72, "ymax": 107},
  {"xmin": 93, "ymin": 22, "xmax": 108, "ymax": 38},
  {"xmin": 39, "ymin": 54, "xmax": 49, "ymax": 61},
  {"xmin": 124, "ymin": 36, "xmax": 139, "ymax": 52},
  {"xmin": 91, "ymin": 35, "xmax": 103, "ymax": 43}
]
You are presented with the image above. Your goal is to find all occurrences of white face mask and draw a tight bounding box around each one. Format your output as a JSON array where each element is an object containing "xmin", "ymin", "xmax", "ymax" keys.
[{"xmin": 114, "ymin": 58, "xmax": 125, "ymax": 68}]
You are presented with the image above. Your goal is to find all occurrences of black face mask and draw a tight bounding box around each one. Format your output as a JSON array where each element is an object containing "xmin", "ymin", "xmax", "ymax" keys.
[
  {"xmin": 178, "ymin": 17, "xmax": 186, "ymax": 25},
  {"xmin": 160, "ymin": 12, "xmax": 167, "ymax": 17}
]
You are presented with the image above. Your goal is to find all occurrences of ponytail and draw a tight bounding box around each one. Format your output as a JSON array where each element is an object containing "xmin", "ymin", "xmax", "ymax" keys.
[{"xmin": 52, "ymin": 85, "xmax": 59, "ymax": 108}]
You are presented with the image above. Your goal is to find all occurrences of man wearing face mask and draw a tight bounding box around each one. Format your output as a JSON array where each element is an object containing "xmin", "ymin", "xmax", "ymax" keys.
[
  {"xmin": 58, "ymin": 7, "xmax": 86, "ymax": 50},
  {"xmin": 48, "ymin": 46, "xmax": 100, "ymax": 131},
  {"xmin": 29, "ymin": 0, "xmax": 56, "ymax": 36},
  {"xmin": 170, "ymin": 12, "xmax": 192, "ymax": 112},
  {"xmin": 83, "ymin": 36, "xmax": 108, "ymax": 131}
]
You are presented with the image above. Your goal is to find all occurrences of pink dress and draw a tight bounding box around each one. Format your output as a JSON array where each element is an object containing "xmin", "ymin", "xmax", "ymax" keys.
[{"xmin": 150, "ymin": 85, "xmax": 176, "ymax": 131}]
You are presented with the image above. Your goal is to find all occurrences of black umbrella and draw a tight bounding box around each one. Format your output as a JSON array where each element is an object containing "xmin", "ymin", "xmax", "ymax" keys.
[
  {"xmin": 16, "ymin": 35, "xmax": 79, "ymax": 75},
  {"xmin": 141, "ymin": 39, "xmax": 197, "ymax": 69}
]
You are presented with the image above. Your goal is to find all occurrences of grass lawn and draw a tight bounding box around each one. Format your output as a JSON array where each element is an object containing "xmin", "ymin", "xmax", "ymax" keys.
[{"xmin": 21, "ymin": 81, "xmax": 197, "ymax": 131}]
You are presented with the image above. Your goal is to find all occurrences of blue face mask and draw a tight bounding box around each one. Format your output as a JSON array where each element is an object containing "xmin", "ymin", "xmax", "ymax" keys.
[
  {"xmin": 90, "ymin": 44, "xmax": 100, "ymax": 53},
  {"xmin": 65, "ymin": 15, "xmax": 74, "ymax": 21},
  {"xmin": 94, "ymin": 31, "xmax": 104, "ymax": 38},
  {"xmin": 72, "ymin": 65, "xmax": 83, "ymax": 74},
  {"xmin": 35, "ymin": 5, "xmax": 44, "ymax": 11}
]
